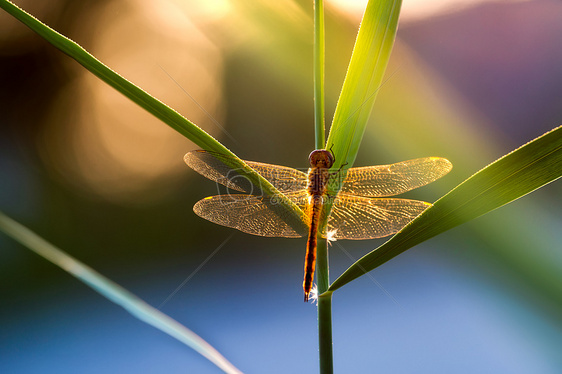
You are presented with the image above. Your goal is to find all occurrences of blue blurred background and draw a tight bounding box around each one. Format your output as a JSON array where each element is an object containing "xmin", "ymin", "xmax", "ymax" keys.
[{"xmin": 1, "ymin": 0, "xmax": 561, "ymax": 373}]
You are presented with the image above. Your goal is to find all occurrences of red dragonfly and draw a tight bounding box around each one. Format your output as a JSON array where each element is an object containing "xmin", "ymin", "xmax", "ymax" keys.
[{"xmin": 184, "ymin": 150, "xmax": 452, "ymax": 301}]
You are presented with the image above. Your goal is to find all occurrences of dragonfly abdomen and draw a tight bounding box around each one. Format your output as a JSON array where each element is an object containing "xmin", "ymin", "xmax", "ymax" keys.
[
  {"xmin": 303, "ymin": 194, "xmax": 323, "ymax": 302},
  {"xmin": 303, "ymin": 149, "xmax": 334, "ymax": 302}
]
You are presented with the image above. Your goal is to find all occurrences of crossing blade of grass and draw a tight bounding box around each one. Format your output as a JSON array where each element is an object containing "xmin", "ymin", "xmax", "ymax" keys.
[
  {"xmin": 326, "ymin": 0, "xmax": 402, "ymax": 179},
  {"xmin": 0, "ymin": 0, "xmax": 305, "ymax": 224},
  {"xmin": 329, "ymin": 125, "xmax": 562, "ymax": 292},
  {"xmin": 0, "ymin": 211, "xmax": 243, "ymax": 374}
]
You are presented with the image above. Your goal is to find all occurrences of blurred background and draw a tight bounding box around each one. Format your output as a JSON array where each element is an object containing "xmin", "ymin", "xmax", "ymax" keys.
[{"xmin": 1, "ymin": 0, "xmax": 561, "ymax": 372}]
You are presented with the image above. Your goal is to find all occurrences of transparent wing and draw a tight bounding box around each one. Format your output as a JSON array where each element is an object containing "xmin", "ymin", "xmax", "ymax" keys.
[
  {"xmin": 193, "ymin": 191, "xmax": 309, "ymax": 238},
  {"xmin": 184, "ymin": 150, "xmax": 308, "ymax": 193},
  {"xmin": 326, "ymin": 193, "xmax": 431, "ymax": 240},
  {"xmin": 339, "ymin": 157, "xmax": 452, "ymax": 197},
  {"xmin": 245, "ymin": 160, "xmax": 308, "ymax": 192}
]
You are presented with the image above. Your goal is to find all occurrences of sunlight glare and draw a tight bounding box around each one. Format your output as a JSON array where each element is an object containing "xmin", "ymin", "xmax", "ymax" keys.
[
  {"xmin": 327, "ymin": 0, "xmax": 532, "ymax": 21},
  {"xmin": 309, "ymin": 285, "xmax": 319, "ymax": 305},
  {"xmin": 171, "ymin": 0, "xmax": 233, "ymax": 23},
  {"xmin": 326, "ymin": 229, "xmax": 338, "ymax": 245}
]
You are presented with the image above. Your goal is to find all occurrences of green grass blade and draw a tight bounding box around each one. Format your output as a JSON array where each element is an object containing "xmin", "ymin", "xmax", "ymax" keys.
[
  {"xmin": 0, "ymin": 211, "xmax": 243, "ymax": 374},
  {"xmin": 329, "ymin": 125, "xmax": 562, "ymax": 292},
  {"xmin": 326, "ymin": 0, "xmax": 402, "ymax": 175},
  {"xmin": 0, "ymin": 0, "xmax": 305, "ymax": 224}
]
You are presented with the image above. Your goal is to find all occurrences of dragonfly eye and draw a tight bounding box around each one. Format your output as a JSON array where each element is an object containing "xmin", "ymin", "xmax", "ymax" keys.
[{"xmin": 309, "ymin": 149, "xmax": 335, "ymax": 168}]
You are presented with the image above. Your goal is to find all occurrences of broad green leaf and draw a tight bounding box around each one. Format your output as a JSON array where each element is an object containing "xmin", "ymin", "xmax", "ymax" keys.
[
  {"xmin": 0, "ymin": 211, "xmax": 243, "ymax": 374},
  {"xmin": 326, "ymin": 0, "xmax": 402, "ymax": 180},
  {"xmin": 329, "ymin": 125, "xmax": 562, "ymax": 292}
]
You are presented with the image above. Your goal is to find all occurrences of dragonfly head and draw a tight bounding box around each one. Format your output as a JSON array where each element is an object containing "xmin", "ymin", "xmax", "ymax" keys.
[{"xmin": 309, "ymin": 149, "xmax": 334, "ymax": 169}]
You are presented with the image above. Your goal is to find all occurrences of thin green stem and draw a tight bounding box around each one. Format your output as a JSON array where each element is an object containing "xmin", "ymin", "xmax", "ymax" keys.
[
  {"xmin": 314, "ymin": 0, "xmax": 326, "ymax": 149},
  {"xmin": 318, "ymin": 294, "xmax": 334, "ymax": 374},
  {"xmin": 316, "ymin": 237, "xmax": 333, "ymax": 374},
  {"xmin": 316, "ymin": 235, "xmax": 330, "ymax": 293},
  {"xmin": 313, "ymin": 1, "xmax": 332, "ymax": 372}
]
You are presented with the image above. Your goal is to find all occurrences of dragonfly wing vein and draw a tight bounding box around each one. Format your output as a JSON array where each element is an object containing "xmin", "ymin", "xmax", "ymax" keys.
[
  {"xmin": 185, "ymin": 150, "xmax": 308, "ymax": 194},
  {"xmin": 340, "ymin": 157, "xmax": 452, "ymax": 197},
  {"xmin": 245, "ymin": 161, "xmax": 308, "ymax": 192},
  {"xmin": 325, "ymin": 193, "xmax": 431, "ymax": 240},
  {"xmin": 193, "ymin": 192, "xmax": 309, "ymax": 238}
]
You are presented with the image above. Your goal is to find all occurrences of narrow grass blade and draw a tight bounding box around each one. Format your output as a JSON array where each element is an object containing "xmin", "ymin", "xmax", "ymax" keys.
[
  {"xmin": 0, "ymin": 0, "xmax": 305, "ymax": 223},
  {"xmin": 326, "ymin": 0, "xmax": 402, "ymax": 177},
  {"xmin": 329, "ymin": 125, "xmax": 562, "ymax": 292},
  {"xmin": 0, "ymin": 211, "xmax": 243, "ymax": 374}
]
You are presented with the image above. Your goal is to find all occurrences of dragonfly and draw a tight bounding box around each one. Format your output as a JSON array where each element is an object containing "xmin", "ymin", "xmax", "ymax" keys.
[{"xmin": 184, "ymin": 149, "xmax": 452, "ymax": 302}]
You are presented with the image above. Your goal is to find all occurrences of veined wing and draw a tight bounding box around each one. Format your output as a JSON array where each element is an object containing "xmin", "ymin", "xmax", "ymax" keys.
[
  {"xmin": 325, "ymin": 193, "xmax": 431, "ymax": 240},
  {"xmin": 193, "ymin": 191, "xmax": 309, "ymax": 238},
  {"xmin": 184, "ymin": 150, "xmax": 308, "ymax": 194},
  {"xmin": 339, "ymin": 157, "xmax": 452, "ymax": 197}
]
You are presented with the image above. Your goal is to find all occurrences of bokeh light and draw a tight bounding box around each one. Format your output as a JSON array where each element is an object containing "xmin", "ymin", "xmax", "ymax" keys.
[
  {"xmin": 328, "ymin": 0, "xmax": 533, "ymax": 20},
  {"xmin": 34, "ymin": 0, "xmax": 226, "ymax": 204}
]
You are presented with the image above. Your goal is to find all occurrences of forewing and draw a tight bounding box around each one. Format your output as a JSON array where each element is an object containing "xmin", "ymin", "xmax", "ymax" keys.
[
  {"xmin": 245, "ymin": 161, "xmax": 308, "ymax": 192},
  {"xmin": 340, "ymin": 157, "xmax": 452, "ymax": 197},
  {"xmin": 326, "ymin": 193, "xmax": 431, "ymax": 240},
  {"xmin": 193, "ymin": 191, "xmax": 309, "ymax": 238},
  {"xmin": 184, "ymin": 150, "xmax": 307, "ymax": 193}
]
